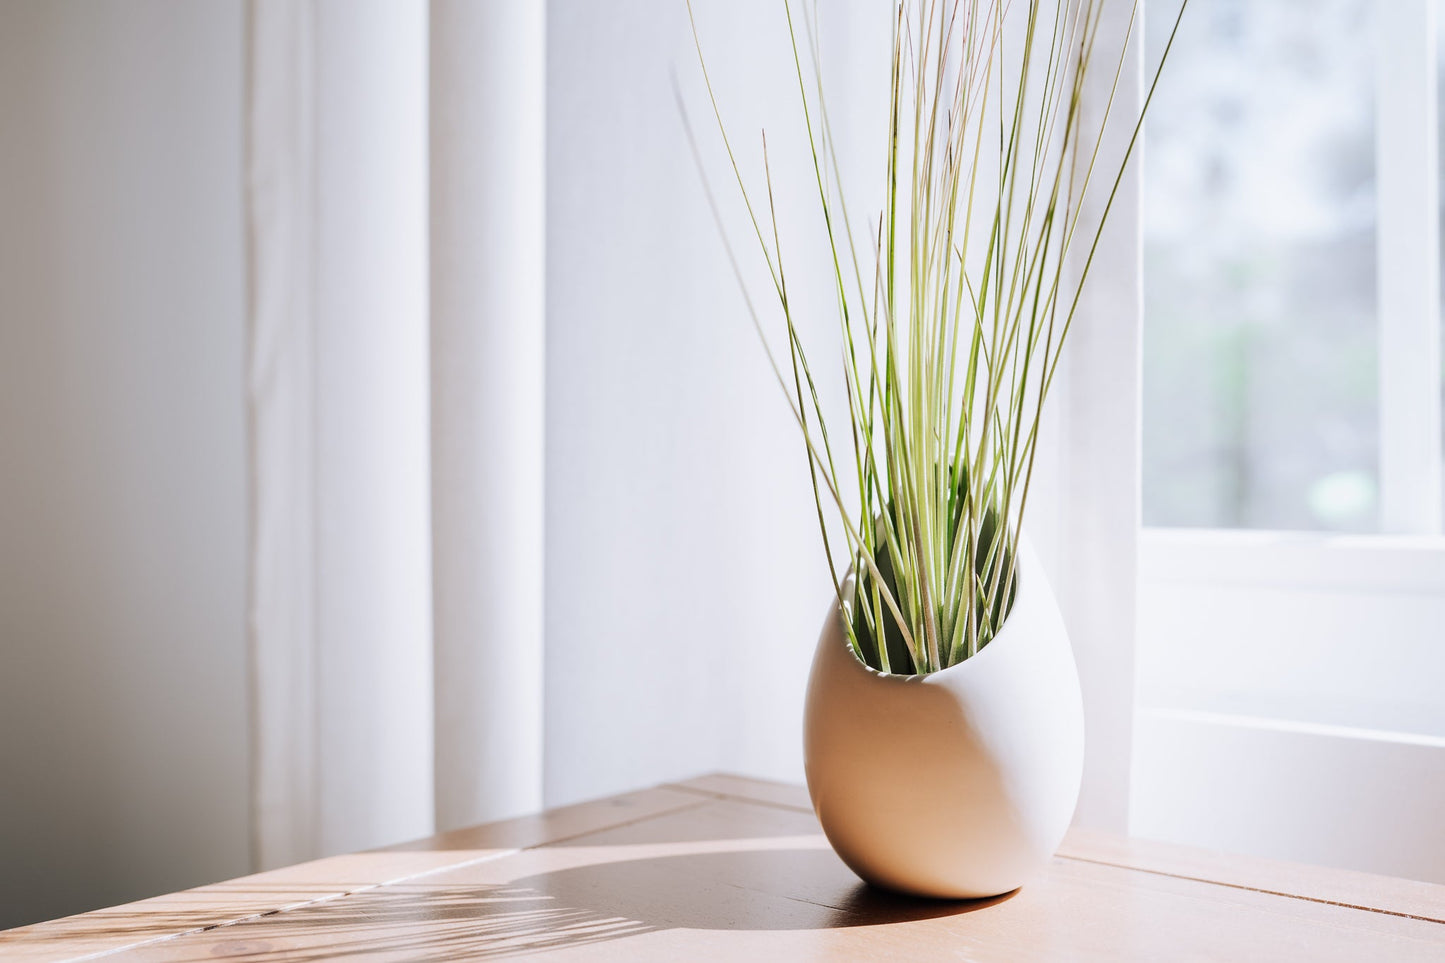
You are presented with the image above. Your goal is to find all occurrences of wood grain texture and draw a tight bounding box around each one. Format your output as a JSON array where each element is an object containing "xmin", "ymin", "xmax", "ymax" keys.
[
  {"xmin": 1059, "ymin": 826, "xmax": 1445, "ymax": 924},
  {"xmin": 664, "ymin": 773, "xmax": 813, "ymax": 811},
  {"xmin": 4, "ymin": 775, "xmax": 1443, "ymax": 961},
  {"xmin": 0, "ymin": 787, "xmax": 701, "ymax": 962}
]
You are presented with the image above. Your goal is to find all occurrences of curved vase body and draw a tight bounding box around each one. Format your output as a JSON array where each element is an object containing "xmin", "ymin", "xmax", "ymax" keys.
[{"xmin": 803, "ymin": 537, "xmax": 1084, "ymax": 899}]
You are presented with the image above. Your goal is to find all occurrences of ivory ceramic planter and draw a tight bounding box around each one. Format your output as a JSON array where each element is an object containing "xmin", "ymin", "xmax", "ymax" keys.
[{"xmin": 803, "ymin": 537, "xmax": 1084, "ymax": 899}]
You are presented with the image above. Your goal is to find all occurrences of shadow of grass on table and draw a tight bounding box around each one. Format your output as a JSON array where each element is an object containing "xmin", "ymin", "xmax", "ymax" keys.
[{"xmin": 158, "ymin": 848, "xmax": 1009, "ymax": 961}]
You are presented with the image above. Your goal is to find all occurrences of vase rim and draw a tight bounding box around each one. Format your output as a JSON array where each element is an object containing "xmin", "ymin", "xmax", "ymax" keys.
[{"xmin": 834, "ymin": 533, "xmax": 1037, "ymax": 683}]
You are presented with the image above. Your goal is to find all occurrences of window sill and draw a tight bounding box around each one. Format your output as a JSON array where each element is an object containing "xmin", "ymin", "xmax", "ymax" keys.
[{"xmin": 1139, "ymin": 527, "xmax": 1445, "ymax": 594}]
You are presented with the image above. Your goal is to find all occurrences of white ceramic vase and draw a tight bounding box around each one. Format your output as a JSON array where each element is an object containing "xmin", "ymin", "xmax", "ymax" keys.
[{"xmin": 802, "ymin": 536, "xmax": 1084, "ymax": 899}]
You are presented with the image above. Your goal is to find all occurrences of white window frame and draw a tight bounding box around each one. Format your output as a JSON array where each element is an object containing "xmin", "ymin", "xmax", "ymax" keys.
[
  {"xmin": 1133, "ymin": 0, "xmax": 1445, "ymax": 884},
  {"xmin": 1376, "ymin": 0, "xmax": 1443, "ymax": 534}
]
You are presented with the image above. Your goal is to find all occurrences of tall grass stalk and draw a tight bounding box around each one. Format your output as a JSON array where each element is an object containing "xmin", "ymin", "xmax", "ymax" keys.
[{"xmin": 687, "ymin": 0, "xmax": 1186, "ymax": 674}]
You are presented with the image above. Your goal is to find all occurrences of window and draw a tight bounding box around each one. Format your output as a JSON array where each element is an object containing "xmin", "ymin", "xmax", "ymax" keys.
[
  {"xmin": 1133, "ymin": 0, "xmax": 1445, "ymax": 885},
  {"xmin": 1144, "ymin": 0, "xmax": 1442, "ymax": 535}
]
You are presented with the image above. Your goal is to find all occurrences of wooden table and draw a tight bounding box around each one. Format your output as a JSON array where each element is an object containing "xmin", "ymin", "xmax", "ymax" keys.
[{"xmin": 5, "ymin": 773, "xmax": 1444, "ymax": 961}]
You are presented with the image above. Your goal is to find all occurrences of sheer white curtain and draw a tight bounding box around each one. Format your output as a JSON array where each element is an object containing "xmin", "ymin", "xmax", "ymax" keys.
[
  {"xmin": 247, "ymin": 0, "xmax": 324, "ymax": 871},
  {"xmin": 245, "ymin": 0, "xmax": 543, "ymax": 868},
  {"xmin": 245, "ymin": 0, "xmax": 1145, "ymax": 869},
  {"xmin": 429, "ymin": 0, "xmax": 546, "ymax": 834}
]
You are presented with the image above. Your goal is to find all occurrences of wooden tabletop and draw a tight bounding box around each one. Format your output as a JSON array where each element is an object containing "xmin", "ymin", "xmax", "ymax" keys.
[{"xmin": 5, "ymin": 773, "xmax": 1444, "ymax": 961}]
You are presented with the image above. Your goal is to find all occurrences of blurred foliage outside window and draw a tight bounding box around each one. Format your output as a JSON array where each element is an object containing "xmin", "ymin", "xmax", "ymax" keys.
[{"xmin": 1143, "ymin": 0, "xmax": 1382, "ymax": 531}]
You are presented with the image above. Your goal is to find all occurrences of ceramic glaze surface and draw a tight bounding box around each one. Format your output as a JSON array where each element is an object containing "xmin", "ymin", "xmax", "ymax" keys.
[{"xmin": 803, "ymin": 538, "xmax": 1084, "ymax": 899}]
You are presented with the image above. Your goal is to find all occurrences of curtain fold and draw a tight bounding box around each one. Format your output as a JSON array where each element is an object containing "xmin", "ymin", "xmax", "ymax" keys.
[
  {"xmin": 245, "ymin": 0, "xmax": 320, "ymax": 872},
  {"xmin": 246, "ymin": 0, "xmax": 435, "ymax": 869},
  {"xmin": 429, "ymin": 0, "xmax": 546, "ymax": 832}
]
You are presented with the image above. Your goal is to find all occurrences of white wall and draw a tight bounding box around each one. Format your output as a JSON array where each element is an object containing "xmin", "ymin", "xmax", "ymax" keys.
[
  {"xmin": 541, "ymin": 0, "xmax": 1138, "ymax": 822},
  {"xmin": 0, "ymin": 0, "xmax": 249, "ymax": 928},
  {"xmin": 544, "ymin": 0, "xmax": 880, "ymax": 805}
]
